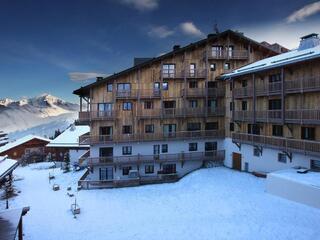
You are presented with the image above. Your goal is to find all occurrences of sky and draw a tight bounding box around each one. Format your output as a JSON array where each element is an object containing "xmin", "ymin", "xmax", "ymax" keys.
[{"xmin": 0, "ymin": 0, "xmax": 320, "ymax": 103}]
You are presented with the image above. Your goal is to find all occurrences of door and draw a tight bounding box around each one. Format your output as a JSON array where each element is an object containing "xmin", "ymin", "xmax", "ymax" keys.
[
  {"xmin": 163, "ymin": 124, "xmax": 176, "ymax": 138},
  {"xmin": 153, "ymin": 145, "xmax": 160, "ymax": 160},
  {"xmin": 98, "ymin": 103, "xmax": 113, "ymax": 117},
  {"xmin": 232, "ymin": 152, "xmax": 242, "ymax": 171},
  {"xmin": 205, "ymin": 142, "xmax": 217, "ymax": 156},
  {"xmin": 99, "ymin": 127, "xmax": 113, "ymax": 142},
  {"xmin": 311, "ymin": 159, "xmax": 320, "ymax": 171},
  {"xmin": 153, "ymin": 82, "xmax": 160, "ymax": 96}
]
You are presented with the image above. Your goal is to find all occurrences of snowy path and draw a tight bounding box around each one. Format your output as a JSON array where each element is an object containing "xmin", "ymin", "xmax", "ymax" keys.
[{"xmin": 1, "ymin": 164, "xmax": 319, "ymax": 240}]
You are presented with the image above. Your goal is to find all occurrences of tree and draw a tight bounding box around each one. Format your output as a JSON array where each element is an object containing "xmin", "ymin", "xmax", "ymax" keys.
[{"xmin": 64, "ymin": 152, "xmax": 71, "ymax": 173}]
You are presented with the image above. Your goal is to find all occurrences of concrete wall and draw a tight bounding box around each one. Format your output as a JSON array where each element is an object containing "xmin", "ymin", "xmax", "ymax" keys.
[
  {"xmin": 266, "ymin": 173, "xmax": 320, "ymax": 209},
  {"xmin": 223, "ymin": 138, "xmax": 314, "ymax": 172}
]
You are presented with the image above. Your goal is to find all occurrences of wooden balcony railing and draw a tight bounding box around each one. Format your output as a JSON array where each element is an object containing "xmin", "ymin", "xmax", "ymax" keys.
[
  {"xmin": 86, "ymin": 150, "xmax": 225, "ymax": 166},
  {"xmin": 182, "ymin": 88, "xmax": 225, "ymax": 98},
  {"xmin": 232, "ymin": 132, "xmax": 320, "ymax": 156},
  {"xmin": 79, "ymin": 129, "xmax": 225, "ymax": 145},
  {"xmin": 139, "ymin": 89, "xmax": 161, "ymax": 99},
  {"xmin": 137, "ymin": 107, "xmax": 225, "ymax": 119},
  {"xmin": 208, "ymin": 50, "xmax": 249, "ymax": 60},
  {"xmin": 233, "ymin": 109, "xmax": 320, "ymax": 124},
  {"xmin": 78, "ymin": 110, "xmax": 117, "ymax": 122},
  {"xmin": 161, "ymin": 69, "xmax": 207, "ymax": 79},
  {"xmin": 234, "ymin": 76, "xmax": 320, "ymax": 99},
  {"xmin": 116, "ymin": 90, "xmax": 139, "ymax": 99}
]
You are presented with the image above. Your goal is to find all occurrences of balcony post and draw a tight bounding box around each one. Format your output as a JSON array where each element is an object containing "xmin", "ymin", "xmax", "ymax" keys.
[
  {"xmin": 253, "ymin": 73, "xmax": 256, "ymax": 123},
  {"xmin": 80, "ymin": 97, "xmax": 83, "ymax": 112},
  {"xmin": 231, "ymin": 78, "xmax": 235, "ymax": 121},
  {"xmin": 205, "ymin": 44, "xmax": 209, "ymax": 118},
  {"xmin": 281, "ymin": 67, "xmax": 285, "ymax": 124}
]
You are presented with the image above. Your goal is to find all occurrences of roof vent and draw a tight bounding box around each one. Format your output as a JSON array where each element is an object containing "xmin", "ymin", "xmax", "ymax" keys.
[
  {"xmin": 173, "ymin": 45, "xmax": 180, "ymax": 51},
  {"xmin": 298, "ymin": 33, "xmax": 320, "ymax": 50}
]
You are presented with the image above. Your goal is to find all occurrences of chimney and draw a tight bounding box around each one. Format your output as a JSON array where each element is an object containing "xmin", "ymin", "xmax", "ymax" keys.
[
  {"xmin": 96, "ymin": 77, "xmax": 104, "ymax": 82},
  {"xmin": 173, "ymin": 45, "xmax": 180, "ymax": 51},
  {"xmin": 298, "ymin": 33, "xmax": 320, "ymax": 51}
]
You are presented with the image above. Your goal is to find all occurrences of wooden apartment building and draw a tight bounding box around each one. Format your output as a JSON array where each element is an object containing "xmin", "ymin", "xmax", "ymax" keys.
[
  {"xmin": 223, "ymin": 33, "xmax": 320, "ymax": 172},
  {"xmin": 74, "ymin": 30, "xmax": 278, "ymax": 188}
]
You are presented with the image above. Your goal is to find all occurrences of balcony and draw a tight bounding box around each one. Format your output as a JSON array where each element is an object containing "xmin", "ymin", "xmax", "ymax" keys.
[
  {"xmin": 139, "ymin": 89, "xmax": 161, "ymax": 99},
  {"xmin": 161, "ymin": 69, "xmax": 206, "ymax": 79},
  {"xmin": 79, "ymin": 129, "xmax": 225, "ymax": 145},
  {"xmin": 208, "ymin": 50, "xmax": 249, "ymax": 60},
  {"xmin": 115, "ymin": 90, "xmax": 138, "ymax": 99},
  {"xmin": 233, "ymin": 76, "xmax": 320, "ymax": 99},
  {"xmin": 86, "ymin": 150, "xmax": 225, "ymax": 166},
  {"xmin": 232, "ymin": 132, "xmax": 320, "ymax": 156},
  {"xmin": 78, "ymin": 110, "xmax": 117, "ymax": 122},
  {"xmin": 285, "ymin": 110, "xmax": 320, "ymax": 124},
  {"xmin": 137, "ymin": 107, "xmax": 225, "ymax": 119},
  {"xmin": 182, "ymin": 88, "xmax": 225, "ymax": 98}
]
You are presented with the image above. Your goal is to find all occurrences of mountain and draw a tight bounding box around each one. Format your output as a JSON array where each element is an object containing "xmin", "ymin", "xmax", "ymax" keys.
[{"xmin": 0, "ymin": 94, "xmax": 79, "ymax": 140}]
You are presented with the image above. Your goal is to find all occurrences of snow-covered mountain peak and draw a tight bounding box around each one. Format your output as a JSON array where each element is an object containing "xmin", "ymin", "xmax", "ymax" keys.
[{"xmin": 0, "ymin": 98, "xmax": 14, "ymax": 106}]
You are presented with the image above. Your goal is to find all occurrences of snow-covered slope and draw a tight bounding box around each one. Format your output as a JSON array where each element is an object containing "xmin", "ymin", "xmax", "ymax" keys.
[{"xmin": 0, "ymin": 94, "xmax": 79, "ymax": 139}]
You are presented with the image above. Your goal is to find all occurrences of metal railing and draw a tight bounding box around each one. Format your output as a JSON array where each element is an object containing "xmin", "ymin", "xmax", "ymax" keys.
[
  {"xmin": 232, "ymin": 132, "xmax": 320, "ymax": 156},
  {"xmin": 79, "ymin": 129, "xmax": 225, "ymax": 145},
  {"xmin": 85, "ymin": 150, "xmax": 225, "ymax": 165}
]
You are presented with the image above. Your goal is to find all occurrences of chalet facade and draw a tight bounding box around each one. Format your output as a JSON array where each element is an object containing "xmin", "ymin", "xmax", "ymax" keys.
[
  {"xmin": 223, "ymin": 33, "xmax": 320, "ymax": 173},
  {"xmin": 0, "ymin": 135, "xmax": 50, "ymax": 162},
  {"xmin": 74, "ymin": 30, "xmax": 278, "ymax": 188}
]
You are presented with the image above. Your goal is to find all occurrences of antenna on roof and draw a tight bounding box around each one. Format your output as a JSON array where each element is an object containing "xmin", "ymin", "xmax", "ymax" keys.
[{"xmin": 214, "ymin": 21, "xmax": 219, "ymax": 34}]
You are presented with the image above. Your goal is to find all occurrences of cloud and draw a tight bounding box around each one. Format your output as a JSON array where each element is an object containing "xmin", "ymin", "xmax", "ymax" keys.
[
  {"xmin": 148, "ymin": 25, "xmax": 175, "ymax": 38},
  {"xmin": 180, "ymin": 22, "xmax": 204, "ymax": 38},
  {"xmin": 119, "ymin": 0, "xmax": 159, "ymax": 11},
  {"xmin": 69, "ymin": 72, "xmax": 109, "ymax": 82},
  {"xmin": 286, "ymin": 1, "xmax": 320, "ymax": 23}
]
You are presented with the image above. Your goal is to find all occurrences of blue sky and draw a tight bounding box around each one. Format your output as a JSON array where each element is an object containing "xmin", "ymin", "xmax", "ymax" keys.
[{"xmin": 0, "ymin": 0, "xmax": 320, "ymax": 102}]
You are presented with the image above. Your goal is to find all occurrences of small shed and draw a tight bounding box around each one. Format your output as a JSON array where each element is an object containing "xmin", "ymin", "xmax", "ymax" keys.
[
  {"xmin": 0, "ymin": 135, "xmax": 50, "ymax": 161},
  {"xmin": 0, "ymin": 155, "xmax": 19, "ymax": 185},
  {"xmin": 0, "ymin": 207, "xmax": 30, "ymax": 240},
  {"xmin": 46, "ymin": 125, "xmax": 90, "ymax": 164}
]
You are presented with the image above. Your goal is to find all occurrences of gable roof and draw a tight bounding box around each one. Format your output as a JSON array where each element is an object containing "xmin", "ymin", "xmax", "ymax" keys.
[
  {"xmin": 47, "ymin": 125, "xmax": 90, "ymax": 148},
  {"xmin": 221, "ymin": 44, "xmax": 320, "ymax": 79},
  {"xmin": 0, "ymin": 135, "xmax": 50, "ymax": 154},
  {"xmin": 0, "ymin": 155, "xmax": 18, "ymax": 180},
  {"xmin": 73, "ymin": 29, "xmax": 279, "ymax": 97}
]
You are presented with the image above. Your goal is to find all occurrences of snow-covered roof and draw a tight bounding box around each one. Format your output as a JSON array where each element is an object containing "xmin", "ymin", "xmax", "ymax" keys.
[
  {"xmin": 0, "ymin": 155, "xmax": 18, "ymax": 180},
  {"xmin": 47, "ymin": 125, "xmax": 89, "ymax": 148},
  {"xmin": 222, "ymin": 44, "xmax": 320, "ymax": 79},
  {"xmin": 0, "ymin": 135, "xmax": 50, "ymax": 154}
]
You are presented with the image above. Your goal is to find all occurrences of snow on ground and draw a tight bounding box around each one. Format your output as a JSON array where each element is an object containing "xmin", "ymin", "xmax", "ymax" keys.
[{"xmin": 1, "ymin": 165, "xmax": 320, "ymax": 240}]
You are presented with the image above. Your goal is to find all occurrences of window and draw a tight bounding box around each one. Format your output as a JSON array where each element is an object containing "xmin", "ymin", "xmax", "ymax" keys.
[
  {"xmin": 224, "ymin": 63, "xmax": 231, "ymax": 70},
  {"xmin": 162, "ymin": 64, "xmax": 175, "ymax": 78},
  {"xmin": 99, "ymin": 126, "xmax": 112, "ymax": 136},
  {"xmin": 242, "ymin": 80, "xmax": 247, "ymax": 87},
  {"xmin": 99, "ymin": 168, "xmax": 107, "ymax": 180},
  {"xmin": 117, "ymin": 83, "xmax": 131, "ymax": 91},
  {"xmin": 163, "ymin": 101, "xmax": 175, "ymax": 109},
  {"xmin": 212, "ymin": 45, "xmax": 223, "ymax": 57},
  {"xmin": 163, "ymin": 124, "xmax": 176, "ymax": 136},
  {"xmin": 162, "ymin": 82, "xmax": 169, "ymax": 90},
  {"xmin": 227, "ymin": 46, "xmax": 234, "ymax": 57},
  {"xmin": 189, "ymin": 81, "xmax": 198, "ymax": 88},
  {"xmin": 98, "ymin": 103, "xmax": 113, "ymax": 117},
  {"xmin": 278, "ymin": 153, "xmax": 287, "ymax": 163},
  {"xmin": 190, "ymin": 63, "xmax": 196, "ymax": 77},
  {"xmin": 204, "ymin": 142, "xmax": 218, "ymax": 152},
  {"xmin": 122, "ymin": 166, "xmax": 132, "ymax": 175},
  {"xmin": 301, "ymin": 127, "xmax": 315, "ymax": 140},
  {"xmin": 242, "ymin": 101, "xmax": 247, "ymax": 111},
  {"xmin": 153, "ymin": 145, "xmax": 160, "ymax": 155},
  {"xmin": 145, "ymin": 124, "xmax": 154, "ymax": 133},
  {"xmin": 189, "ymin": 100, "xmax": 198, "ymax": 108},
  {"xmin": 162, "ymin": 144, "xmax": 168, "ymax": 153},
  {"xmin": 107, "ymin": 84, "xmax": 113, "ymax": 92},
  {"xmin": 230, "ymin": 102, "xmax": 234, "ymax": 111},
  {"xmin": 187, "ymin": 122, "xmax": 201, "ymax": 131},
  {"xmin": 189, "ymin": 143, "xmax": 198, "ymax": 151},
  {"xmin": 248, "ymin": 124, "xmax": 260, "ymax": 135},
  {"xmin": 123, "ymin": 102, "xmax": 132, "ymax": 110},
  {"xmin": 99, "ymin": 147, "xmax": 113, "ymax": 157},
  {"xmin": 122, "ymin": 125, "xmax": 132, "ymax": 134},
  {"xmin": 205, "ymin": 122, "xmax": 218, "ymax": 130},
  {"xmin": 269, "ymin": 99, "xmax": 281, "ymax": 110},
  {"xmin": 208, "ymin": 81, "xmax": 217, "ymax": 88},
  {"xmin": 229, "ymin": 82, "xmax": 233, "ymax": 91},
  {"xmin": 145, "ymin": 165, "xmax": 154, "ymax": 174},
  {"xmin": 208, "ymin": 99, "xmax": 217, "ymax": 108},
  {"xmin": 253, "ymin": 146, "xmax": 261, "ymax": 157},
  {"xmin": 154, "ymin": 82, "xmax": 160, "ymax": 90},
  {"xmin": 122, "ymin": 146, "xmax": 132, "ymax": 155},
  {"xmin": 272, "ymin": 125, "xmax": 283, "ymax": 137},
  {"xmin": 229, "ymin": 122, "xmax": 234, "ymax": 132},
  {"xmin": 162, "ymin": 164, "xmax": 176, "ymax": 174},
  {"xmin": 144, "ymin": 101, "xmax": 153, "ymax": 109},
  {"xmin": 269, "ymin": 73, "xmax": 281, "ymax": 83},
  {"xmin": 210, "ymin": 63, "xmax": 216, "ymax": 71}
]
